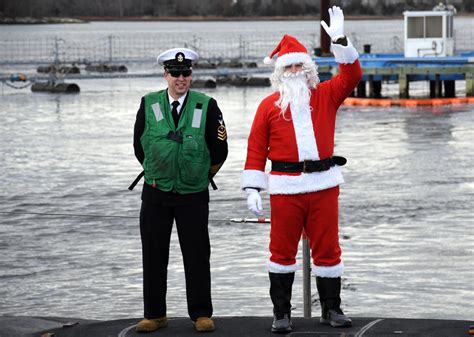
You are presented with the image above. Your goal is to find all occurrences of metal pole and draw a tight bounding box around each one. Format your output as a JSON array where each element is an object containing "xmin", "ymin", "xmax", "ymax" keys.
[
  {"xmin": 320, "ymin": 0, "xmax": 331, "ymax": 55},
  {"xmin": 302, "ymin": 237, "xmax": 312, "ymax": 317},
  {"xmin": 239, "ymin": 35, "xmax": 243, "ymax": 60},
  {"xmin": 54, "ymin": 37, "xmax": 60, "ymax": 65},
  {"xmin": 109, "ymin": 35, "xmax": 113, "ymax": 63}
]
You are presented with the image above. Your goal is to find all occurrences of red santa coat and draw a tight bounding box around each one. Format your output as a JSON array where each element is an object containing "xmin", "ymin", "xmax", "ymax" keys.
[{"xmin": 242, "ymin": 60, "xmax": 362, "ymax": 195}]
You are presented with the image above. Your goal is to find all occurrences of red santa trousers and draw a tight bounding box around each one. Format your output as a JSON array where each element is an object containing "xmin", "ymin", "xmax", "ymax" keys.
[{"xmin": 269, "ymin": 186, "xmax": 341, "ymax": 269}]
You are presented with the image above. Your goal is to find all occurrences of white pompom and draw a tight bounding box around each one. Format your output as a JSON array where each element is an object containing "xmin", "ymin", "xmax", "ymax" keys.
[{"xmin": 263, "ymin": 56, "xmax": 274, "ymax": 65}]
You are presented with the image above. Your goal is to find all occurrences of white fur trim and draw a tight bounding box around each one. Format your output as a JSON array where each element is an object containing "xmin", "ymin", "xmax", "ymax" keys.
[
  {"xmin": 275, "ymin": 52, "xmax": 313, "ymax": 69},
  {"xmin": 291, "ymin": 104, "xmax": 319, "ymax": 161},
  {"xmin": 331, "ymin": 39, "xmax": 359, "ymax": 64},
  {"xmin": 241, "ymin": 169, "xmax": 268, "ymax": 191},
  {"xmin": 267, "ymin": 260, "xmax": 300, "ymax": 273},
  {"xmin": 264, "ymin": 56, "xmax": 274, "ymax": 65},
  {"xmin": 268, "ymin": 166, "xmax": 344, "ymax": 195},
  {"xmin": 312, "ymin": 261, "xmax": 344, "ymax": 277}
]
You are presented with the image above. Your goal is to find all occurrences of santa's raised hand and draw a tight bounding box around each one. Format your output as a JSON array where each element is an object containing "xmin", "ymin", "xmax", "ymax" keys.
[{"xmin": 320, "ymin": 6, "xmax": 345, "ymax": 42}]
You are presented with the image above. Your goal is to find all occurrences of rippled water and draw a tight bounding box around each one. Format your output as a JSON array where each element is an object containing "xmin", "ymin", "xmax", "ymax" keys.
[
  {"xmin": 1, "ymin": 17, "xmax": 473, "ymax": 322},
  {"xmin": 1, "ymin": 76, "xmax": 473, "ymax": 321}
]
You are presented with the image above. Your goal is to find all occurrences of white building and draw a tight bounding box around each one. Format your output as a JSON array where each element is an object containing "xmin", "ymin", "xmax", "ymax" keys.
[{"xmin": 404, "ymin": 9, "xmax": 455, "ymax": 57}]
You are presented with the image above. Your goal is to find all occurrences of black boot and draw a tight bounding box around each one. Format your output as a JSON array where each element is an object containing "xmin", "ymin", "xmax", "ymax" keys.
[
  {"xmin": 316, "ymin": 276, "xmax": 352, "ymax": 328},
  {"xmin": 269, "ymin": 272, "xmax": 294, "ymax": 333}
]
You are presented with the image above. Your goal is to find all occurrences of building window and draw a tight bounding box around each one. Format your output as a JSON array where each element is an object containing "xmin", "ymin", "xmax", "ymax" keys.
[
  {"xmin": 407, "ymin": 17, "xmax": 424, "ymax": 38},
  {"xmin": 425, "ymin": 16, "xmax": 442, "ymax": 38}
]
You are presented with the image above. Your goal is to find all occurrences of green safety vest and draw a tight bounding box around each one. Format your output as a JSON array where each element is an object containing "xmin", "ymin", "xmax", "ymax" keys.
[{"xmin": 141, "ymin": 90, "xmax": 211, "ymax": 194}]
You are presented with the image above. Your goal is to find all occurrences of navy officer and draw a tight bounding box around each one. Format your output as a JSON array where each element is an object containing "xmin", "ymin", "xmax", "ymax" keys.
[{"xmin": 132, "ymin": 47, "xmax": 228, "ymax": 333}]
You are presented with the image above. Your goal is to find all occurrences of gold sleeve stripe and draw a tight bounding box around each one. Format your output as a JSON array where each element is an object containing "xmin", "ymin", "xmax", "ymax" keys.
[{"xmin": 217, "ymin": 125, "xmax": 227, "ymax": 141}]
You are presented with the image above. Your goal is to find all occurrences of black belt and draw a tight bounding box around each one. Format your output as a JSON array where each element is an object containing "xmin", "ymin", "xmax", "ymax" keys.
[
  {"xmin": 271, "ymin": 156, "xmax": 347, "ymax": 173},
  {"xmin": 128, "ymin": 170, "xmax": 218, "ymax": 191},
  {"xmin": 128, "ymin": 171, "xmax": 144, "ymax": 190}
]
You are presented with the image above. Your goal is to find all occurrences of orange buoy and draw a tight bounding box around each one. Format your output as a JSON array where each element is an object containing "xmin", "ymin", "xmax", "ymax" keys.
[
  {"xmin": 343, "ymin": 97, "xmax": 472, "ymax": 107},
  {"xmin": 468, "ymin": 324, "xmax": 474, "ymax": 335}
]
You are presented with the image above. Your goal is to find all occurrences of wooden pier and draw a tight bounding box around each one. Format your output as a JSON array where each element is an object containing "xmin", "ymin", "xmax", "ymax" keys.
[
  {"xmin": 316, "ymin": 53, "xmax": 474, "ymax": 100},
  {"xmin": 358, "ymin": 65, "xmax": 474, "ymax": 99}
]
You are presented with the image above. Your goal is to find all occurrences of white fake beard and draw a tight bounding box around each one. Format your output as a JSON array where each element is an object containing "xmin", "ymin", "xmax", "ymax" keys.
[{"xmin": 276, "ymin": 71, "xmax": 311, "ymax": 119}]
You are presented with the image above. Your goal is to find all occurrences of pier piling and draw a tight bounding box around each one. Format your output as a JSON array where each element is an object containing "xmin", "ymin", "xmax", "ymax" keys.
[{"xmin": 466, "ymin": 71, "xmax": 474, "ymax": 96}]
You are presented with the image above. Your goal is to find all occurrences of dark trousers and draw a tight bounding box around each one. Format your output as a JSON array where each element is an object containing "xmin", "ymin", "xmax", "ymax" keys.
[{"xmin": 140, "ymin": 200, "xmax": 212, "ymax": 321}]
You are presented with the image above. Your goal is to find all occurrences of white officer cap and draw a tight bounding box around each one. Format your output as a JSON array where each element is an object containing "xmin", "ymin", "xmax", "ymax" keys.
[{"xmin": 157, "ymin": 48, "xmax": 199, "ymax": 68}]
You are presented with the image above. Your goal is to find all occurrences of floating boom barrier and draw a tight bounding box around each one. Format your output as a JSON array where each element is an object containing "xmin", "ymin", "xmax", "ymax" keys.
[
  {"xmin": 343, "ymin": 96, "xmax": 474, "ymax": 107},
  {"xmin": 31, "ymin": 82, "xmax": 80, "ymax": 93}
]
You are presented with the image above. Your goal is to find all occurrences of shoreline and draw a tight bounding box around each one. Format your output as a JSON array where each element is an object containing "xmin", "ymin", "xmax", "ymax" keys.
[
  {"xmin": 1, "ymin": 13, "xmax": 473, "ymax": 24},
  {"xmin": 73, "ymin": 14, "xmax": 406, "ymax": 21}
]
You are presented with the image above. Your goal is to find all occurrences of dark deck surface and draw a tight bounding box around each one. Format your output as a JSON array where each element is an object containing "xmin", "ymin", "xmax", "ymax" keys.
[{"xmin": 2, "ymin": 316, "xmax": 472, "ymax": 337}]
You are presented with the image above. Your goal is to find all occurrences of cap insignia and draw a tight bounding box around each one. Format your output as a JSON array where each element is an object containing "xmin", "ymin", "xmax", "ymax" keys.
[{"xmin": 176, "ymin": 52, "xmax": 185, "ymax": 63}]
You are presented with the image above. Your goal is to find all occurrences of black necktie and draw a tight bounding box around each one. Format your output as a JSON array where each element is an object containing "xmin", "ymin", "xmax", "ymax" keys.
[{"xmin": 171, "ymin": 100, "xmax": 180, "ymax": 127}]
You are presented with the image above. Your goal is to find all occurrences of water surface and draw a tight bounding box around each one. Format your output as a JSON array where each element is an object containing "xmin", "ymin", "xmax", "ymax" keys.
[{"xmin": 1, "ymin": 77, "xmax": 472, "ymax": 320}]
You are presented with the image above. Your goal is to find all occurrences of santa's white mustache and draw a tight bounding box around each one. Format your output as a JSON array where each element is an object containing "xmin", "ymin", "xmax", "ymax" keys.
[{"xmin": 282, "ymin": 70, "xmax": 307, "ymax": 79}]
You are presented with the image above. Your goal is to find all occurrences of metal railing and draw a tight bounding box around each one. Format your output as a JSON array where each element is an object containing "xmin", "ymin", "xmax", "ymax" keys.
[{"xmin": 0, "ymin": 33, "xmax": 318, "ymax": 65}]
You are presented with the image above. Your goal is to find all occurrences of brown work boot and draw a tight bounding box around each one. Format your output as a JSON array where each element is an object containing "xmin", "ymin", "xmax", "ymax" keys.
[
  {"xmin": 136, "ymin": 316, "xmax": 168, "ymax": 332},
  {"xmin": 194, "ymin": 317, "xmax": 215, "ymax": 332}
]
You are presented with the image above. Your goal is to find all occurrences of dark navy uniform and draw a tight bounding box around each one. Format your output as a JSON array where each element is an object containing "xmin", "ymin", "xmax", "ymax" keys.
[{"xmin": 133, "ymin": 48, "xmax": 228, "ymax": 326}]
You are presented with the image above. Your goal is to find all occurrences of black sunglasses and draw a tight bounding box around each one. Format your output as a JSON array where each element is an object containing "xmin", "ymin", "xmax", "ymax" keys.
[{"xmin": 167, "ymin": 69, "xmax": 192, "ymax": 78}]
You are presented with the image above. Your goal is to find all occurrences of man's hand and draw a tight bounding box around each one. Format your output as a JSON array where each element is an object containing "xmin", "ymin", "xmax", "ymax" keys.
[
  {"xmin": 320, "ymin": 6, "xmax": 345, "ymax": 42},
  {"xmin": 245, "ymin": 188, "xmax": 263, "ymax": 216}
]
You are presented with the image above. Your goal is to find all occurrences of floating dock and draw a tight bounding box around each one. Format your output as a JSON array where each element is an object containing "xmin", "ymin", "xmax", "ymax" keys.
[{"xmin": 2, "ymin": 315, "xmax": 472, "ymax": 337}]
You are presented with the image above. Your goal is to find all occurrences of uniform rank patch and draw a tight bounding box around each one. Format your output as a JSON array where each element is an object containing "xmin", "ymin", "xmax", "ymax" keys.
[{"xmin": 217, "ymin": 118, "xmax": 227, "ymax": 141}]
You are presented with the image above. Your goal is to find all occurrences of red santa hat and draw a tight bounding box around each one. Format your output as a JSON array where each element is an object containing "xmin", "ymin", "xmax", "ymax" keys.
[{"xmin": 264, "ymin": 34, "xmax": 313, "ymax": 68}]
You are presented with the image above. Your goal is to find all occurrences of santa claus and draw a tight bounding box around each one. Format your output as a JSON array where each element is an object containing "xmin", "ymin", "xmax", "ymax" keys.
[{"xmin": 241, "ymin": 6, "xmax": 362, "ymax": 333}]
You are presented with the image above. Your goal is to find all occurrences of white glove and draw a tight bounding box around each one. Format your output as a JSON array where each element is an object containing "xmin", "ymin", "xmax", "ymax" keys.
[
  {"xmin": 320, "ymin": 6, "xmax": 345, "ymax": 42},
  {"xmin": 245, "ymin": 188, "xmax": 263, "ymax": 216}
]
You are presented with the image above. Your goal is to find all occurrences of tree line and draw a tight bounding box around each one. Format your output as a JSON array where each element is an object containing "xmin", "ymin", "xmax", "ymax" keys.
[{"xmin": 0, "ymin": 0, "xmax": 472, "ymax": 18}]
